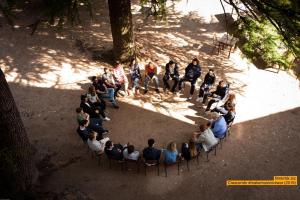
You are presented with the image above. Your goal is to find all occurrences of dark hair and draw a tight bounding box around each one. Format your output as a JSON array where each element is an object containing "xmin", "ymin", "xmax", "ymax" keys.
[
  {"xmin": 200, "ymin": 124, "xmax": 207, "ymax": 132},
  {"xmin": 91, "ymin": 76, "xmax": 97, "ymax": 82},
  {"xmin": 127, "ymin": 145, "xmax": 135, "ymax": 154},
  {"xmin": 88, "ymin": 132, "xmax": 97, "ymax": 140},
  {"xmin": 76, "ymin": 107, "xmax": 82, "ymax": 113},
  {"xmin": 169, "ymin": 60, "xmax": 174, "ymax": 65},
  {"xmin": 206, "ymin": 121, "xmax": 212, "ymax": 127},
  {"xmin": 105, "ymin": 140, "xmax": 112, "ymax": 149},
  {"xmin": 148, "ymin": 138, "xmax": 155, "ymax": 147},
  {"xmin": 192, "ymin": 58, "xmax": 199, "ymax": 65},
  {"xmin": 79, "ymin": 119, "xmax": 88, "ymax": 126},
  {"xmin": 115, "ymin": 61, "xmax": 120, "ymax": 65},
  {"xmin": 209, "ymin": 69, "xmax": 214, "ymax": 72},
  {"xmin": 81, "ymin": 94, "xmax": 87, "ymax": 101},
  {"xmin": 104, "ymin": 67, "xmax": 108, "ymax": 71}
]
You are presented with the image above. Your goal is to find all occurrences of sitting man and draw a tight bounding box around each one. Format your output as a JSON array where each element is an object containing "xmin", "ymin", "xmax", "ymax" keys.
[
  {"xmin": 144, "ymin": 62, "xmax": 160, "ymax": 94},
  {"xmin": 102, "ymin": 67, "xmax": 122, "ymax": 98},
  {"xmin": 203, "ymin": 80, "xmax": 229, "ymax": 112},
  {"xmin": 192, "ymin": 123, "xmax": 219, "ymax": 152},
  {"xmin": 104, "ymin": 140, "xmax": 124, "ymax": 160},
  {"xmin": 91, "ymin": 76, "xmax": 119, "ymax": 109},
  {"xmin": 196, "ymin": 69, "xmax": 216, "ymax": 102},
  {"xmin": 76, "ymin": 107, "xmax": 102, "ymax": 127},
  {"xmin": 80, "ymin": 94, "xmax": 110, "ymax": 121},
  {"xmin": 143, "ymin": 138, "xmax": 161, "ymax": 161},
  {"xmin": 210, "ymin": 112, "xmax": 227, "ymax": 139},
  {"xmin": 123, "ymin": 144, "xmax": 140, "ymax": 161},
  {"xmin": 87, "ymin": 131, "xmax": 110, "ymax": 154},
  {"xmin": 178, "ymin": 58, "xmax": 202, "ymax": 100},
  {"xmin": 77, "ymin": 119, "xmax": 108, "ymax": 142},
  {"xmin": 163, "ymin": 60, "xmax": 180, "ymax": 93}
]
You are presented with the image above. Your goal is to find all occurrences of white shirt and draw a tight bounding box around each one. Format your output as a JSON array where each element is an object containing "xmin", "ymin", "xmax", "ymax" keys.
[
  {"xmin": 196, "ymin": 128, "xmax": 219, "ymax": 152},
  {"xmin": 87, "ymin": 137, "xmax": 110, "ymax": 152},
  {"xmin": 123, "ymin": 149, "xmax": 140, "ymax": 161}
]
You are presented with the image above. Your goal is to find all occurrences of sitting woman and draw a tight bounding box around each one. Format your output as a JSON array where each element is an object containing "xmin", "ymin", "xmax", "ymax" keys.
[
  {"xmin": 87, "ymin": 85, "xmax": 106, "ymax": 111},
  {"xmin": 80, "ymin": 94, "xmax": 110, "ymax": 121},
  {"xmin": 123, "ymin": 144, "xmax": 140, "ymax": 161},
  {"xmin": 104, "ymin": 140, "xmax": 124, "ymax": 160},
  {"xmin": 87, "ymin": 131, "xmax": 110, "ymax": 154},
  {"xmin": 164, "ymin": 142, "xmax": 179, "ymax": 164},
  {"xmin": 76, "ymin": 107, "xmax": 102, "ymax": 127},
  {"xmin": 211, "ymin": 93, "xmax": 236, "ymax": 114},
  {"xmin": 181, "ymin": 140, "xmax": 198, "ymax": 161},
  {"xmin": 223, "ymin": 104, "xmax": 236, "ymax": 125},
  {"xmin": 77, "ymin": 119, "xmax": 108, "ymax": 142},
  {"xmin": 193, "ymin": 123, "xmax": 219, "ymax": 152}
]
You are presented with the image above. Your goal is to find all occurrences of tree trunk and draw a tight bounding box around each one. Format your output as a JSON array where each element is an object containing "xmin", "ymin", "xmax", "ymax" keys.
[
  {"xmin": 108, "ymin": 0, "xmax": 134, "ymax": 62},
  {"xmin": 0, "ymin": 69, "xmax": 38, "ymax": 199}
]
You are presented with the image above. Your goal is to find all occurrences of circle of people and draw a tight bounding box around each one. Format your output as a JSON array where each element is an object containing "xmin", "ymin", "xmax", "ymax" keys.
[{"xmin": 76, "ymin": 58, "xmax": 236, "ymax": 167}]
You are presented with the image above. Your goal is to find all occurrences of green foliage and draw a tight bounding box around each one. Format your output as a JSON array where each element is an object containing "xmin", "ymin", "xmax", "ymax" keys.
[{"xmin": 238, "ymin": 17, "xmax": 295, "ymax": 69}]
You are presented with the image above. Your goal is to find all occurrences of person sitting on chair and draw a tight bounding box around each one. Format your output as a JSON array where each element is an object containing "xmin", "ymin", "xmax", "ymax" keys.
[
  {"xmin": 104, "ymin": 140, "xmax": 124, "ymax": 160},
  {"xmin": 178, "ymin": 58, "xmax": 202, "ymax": 100},
  {"xmin": 211, "ymin": 93, "xmax": 236, "ymax": 115},
  {"xmin": 91, "ymin": 76, "xmax": 119, "ymax": 109},
  {"xmin": 163, "ymin": 60, "xmax": 180, "ymax": 93},
  {"xmin": 76, "ymin": 107, "xmax": 102, "ymax": 127},
  {"xmin": 87, "ymin": 131, "xmax": 110, "ymax": 154},
  {"xmin": 164, "ymin": 142, "xmax": 179, "ymax": 164},
  {"xmin": 196, "ymin": 69, "xmax": 216, "ymax": 102},
  {"xmin": 143, "ymin": 138, "xmax": 161, "ymax": 161},
  {"xmin": 129, "ymin": 59, "xmax": 142, "ymax": 95},
  {"xmin": 102, "ymin": 67, "xmax": 122, "ymax": 98},
  {"xmin": 181, "ymin": 140, "xmax": 198, "ymax": 161},
  {"xmin": 80, "ymin": 94, "xmax": 110, "ymax": 121},
  {"xmin": 87, "ymin": 85, "xmax": 106, "ymax": 111},
  {"xmin": 210, "ymin": 112, "xmax": 227, "ymax": 139},
  {"xmin": 223, "ymin": 104, "xmax": 236, "ymax": 125},
  {"xmin": 113, "ymin": 61, "xmax": 129, "ymax": 96},
  {"xmin": 123, "ymin": 144, "xmax": 140, "ymax": 161},
  {"xmin": 203, "ymin": 80, "xmax": 230, "ymax": 112},
  {"xmin": 193, "ymin": 123, "xmax": 219, "ymax": 152},
  {"xmin": 144, "ymin": 62, "xmax": 160, "ymax": 94}
]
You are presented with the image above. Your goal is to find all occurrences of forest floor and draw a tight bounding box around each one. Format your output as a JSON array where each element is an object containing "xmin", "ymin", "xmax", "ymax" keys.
[{"xmin": 1, "ymin": 0, "xmax": 300, "ymax": 199}]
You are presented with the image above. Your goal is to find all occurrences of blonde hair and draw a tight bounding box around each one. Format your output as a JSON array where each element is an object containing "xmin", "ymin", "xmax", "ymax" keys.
[{"xmin": 168, "ymin": 142, "xmax": 177, "ymax": 152}]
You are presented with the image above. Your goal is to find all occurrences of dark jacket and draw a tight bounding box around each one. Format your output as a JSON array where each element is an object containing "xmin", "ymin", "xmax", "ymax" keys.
[
  {"xmin": 203, "ymin": 72, "xmax": 216, "ymax": 85},
  {"xmin": 143, "ymin": 147, "xmax": 161, "ymax": 160},
  {"xmin": 164, "ymin": 63, "xmax": 179, "ymax": 80},
  {"xmin": 76, "ymin": 127, "xmax": 90, "ymax": 142},
  {"xmin": 105, "ymin": 144, "xmax": 124, "ymax": 160},
  {"xmin": 213, "ymin": 85, "xmax": 229, "ymax": 100},
  {"xmin": 184, "ymin": 63, "xmax": 201, "ymax": 80},
  {"xmin": 131, "ymin": 64, "xmax": 141, "ymax": 80},
  {"xmin": 80, "ymin": 101, "xmax": 99, "ymax": 118}
]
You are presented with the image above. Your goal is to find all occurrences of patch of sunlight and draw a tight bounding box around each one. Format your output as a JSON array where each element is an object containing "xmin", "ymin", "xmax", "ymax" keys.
[
  {"xmin": 165, "ymin": 33, "xmax": 188, "ymax": 47},
  {"xmin": 186, "ymin": 50, "xmax": 199, "ymax": 56}
]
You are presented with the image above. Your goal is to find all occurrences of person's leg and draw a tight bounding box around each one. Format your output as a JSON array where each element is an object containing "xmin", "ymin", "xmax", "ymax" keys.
[
  {"xmin": 171, "ymin": 78, "xmax": 179, "ymax": 92},
  {"xmin": 114, "ymin": 84, "xmax": 122, "ymax": 97},
  {"xmin": 198, "ymin": 83, "xmax": 205, "ymax": 98},
  {"xmin": 206, "ymin": 99, "xmax": 217, "ymax": 111},
  {"xmin": 153, "ymin": 76, "xmax": 159, "ymax": 89},
  {"xmin": 144, "ymin": 76, "xmax": 150, "ymax": 91},
  {"xmin": 178, "ymin": 77, "xmax": 186, "ymax": 91},
  {"xmin": 163, "ymin": 76, "xmax": 170, "ymax": 90},
  {"xmin": 190, "ymin": 79, "xmax": 197, "ymax": 95},
  {"xmin": 90, "ymin": 117, "xmax": 103, "ymax": 127}
]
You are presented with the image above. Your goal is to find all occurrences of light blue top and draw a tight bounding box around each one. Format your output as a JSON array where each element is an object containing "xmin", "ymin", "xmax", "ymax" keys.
[
  {"xmin": 212, "ymin": 116, "xmax": 227, "ymax": 138},
  {"xmin": 164, "ymin": 150, "xmax": 178, "ymax": 164}
]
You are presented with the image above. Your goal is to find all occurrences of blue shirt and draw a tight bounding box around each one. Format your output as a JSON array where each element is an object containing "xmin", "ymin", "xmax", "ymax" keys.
[
  {"xmin": 212, "ymin": 116, "xmax": 227, "ymax": 138},
  {"xmin": 164, "ymin": 150, "xmax": 178, "ymax": 164}
]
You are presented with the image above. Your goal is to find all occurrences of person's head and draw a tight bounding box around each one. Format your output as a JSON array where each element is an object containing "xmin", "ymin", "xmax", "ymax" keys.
[
  {"xmin": 105, "ymin": 140, "xmax": 113, "ymax": 149},
  {"xmin": 88, "ymin": 85, "xmax": 96, "ymax": 95},
  {"xmin": 211, "ymin": 112, "xmax": 220, "ymax": 121},
  {"xmin": 192, "ymin": 58, "xmax": 199, "ymax": 65},
  {"xmin": 208, "ymin": 69, "xmax": 214, "ymax": 75},
  {"xmin": 76, "ymin": 107, "xmax": 83, "ymax": 114},
  {"xmin": 104, "ymin": 67, "xmax": 108, "ymax": 73},
  {"xmin": 81, "ymin": 94, "xmax": 87, "ymax": 102},
  {"xmin": 114, "ymin": 61, "xmax": 120, "ymax": 67},
  {"xmin": 91, "ymin": 76, "xmax": 97, "ymax": 83},
  {"xmin": 227, "ymin": 103, "xmax": 236, "ymax": 112},
  {"xmin": 79, "ymin": 119, "xmax": 88, "ymax": 127},
  {"xmin": 219, "ymin": 80, "xmax": 226, "ymax": 87},
  {"xmin": 148, "ymin": 138, "xmax": 155, "ymax": 147},
  {"xmin": 168, "ymin": 142, "xmax": 177, "ymax": 152},
  {"xmin": 228, "ymin": 93, "xmax": 236, "ymax": 102},
  {"xmin": 127, "ymin": 145, "xmax": 135, "ymax": 154},
  {"xmin": 199, "ymin": 124, "xmax": 207, "ymax": 132},
  {"xmin": 89, "ymin": 131, "xmax": 97, "ymax": 141},
  {"xmin": 169, "ymin": 60, "xmax": 174, "ymax": 67}
]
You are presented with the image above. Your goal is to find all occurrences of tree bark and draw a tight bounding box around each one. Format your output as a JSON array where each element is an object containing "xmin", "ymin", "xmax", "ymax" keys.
[
  {"xmin": 0, "ymin": 69, "xmax": 38, "ymax": 199},
  {"xmin": 108, "ymin": 0, "xmax": 134, "ymax": 62}
]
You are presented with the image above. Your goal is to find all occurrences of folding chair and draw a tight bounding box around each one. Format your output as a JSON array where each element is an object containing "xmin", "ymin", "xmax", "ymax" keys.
[
  {"xmin": 143, "ymin": 159, "xmax": 160, "ymax": 176},
  {"xmin": 164, "ymin": 156, "xmax": 182, "ymax": 177},
  {"xmin": 107, "ymin": 155, "xmax": 125, "ymax": 171},
  {"xmin": 125, "ymin": 157, "xmax": 140, "ymax": 173},
  {"xmin": 206, "ymin": 144, "xmax": 218, "ymax": 162},
  {"xmin": 186, "ymin": 151, "xmax": 200, "ymax": 171}
]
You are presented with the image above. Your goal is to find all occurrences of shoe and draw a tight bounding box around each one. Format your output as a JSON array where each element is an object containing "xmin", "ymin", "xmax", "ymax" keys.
[
  {"xmin": 196, "ymin": 97, "xmax": 203, "ymax": 102},
  {"xmin": 113, "ymin": 104, "xmax": 119, "ymax": 109},
  {"xmin": 187, "ymin": 95, "xmax": 192, "ymax": 100},
  {"xmin": 155, "ymin": 89, "xmax": 160, "ymax": 93},
  {"xmin": 144, "ymin": 90, "xmax": 148, "ymax": 94},
  {"xmin": 103, "ymin": 117, "xmax": 110, "ymax": 121}
]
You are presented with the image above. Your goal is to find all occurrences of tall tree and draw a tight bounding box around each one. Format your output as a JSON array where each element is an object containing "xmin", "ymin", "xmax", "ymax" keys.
[
  {"xmin": 0, "ymin": 69, "xmax": 38, "ymax": 199},
  {"xmin": 107, "ymin": 0, "xmax": 134, "ymax": 62}
]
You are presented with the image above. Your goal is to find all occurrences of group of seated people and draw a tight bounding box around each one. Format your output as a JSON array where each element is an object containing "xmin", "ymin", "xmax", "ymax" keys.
[{"xmin": 74, "ymin": 57, "xmax": 237, "ymax": 169}]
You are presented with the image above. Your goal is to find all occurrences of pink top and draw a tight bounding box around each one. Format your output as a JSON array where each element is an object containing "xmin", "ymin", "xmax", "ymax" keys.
[{"xmin": 113, "ymin": 65, "xmax": 126, "ymax": 83}]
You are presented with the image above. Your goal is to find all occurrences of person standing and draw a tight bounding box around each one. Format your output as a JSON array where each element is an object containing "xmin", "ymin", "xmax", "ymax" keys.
[
  {"xmin": 129, "ymin": 59, "xmax": 142, "ymax": 95},
  {"xmin": 113, "ymin": 61, "xmax": 129, "ymax": 96},
  {"xmin": 178, "ymin": 58, "xmax": 201, "ymax": 100}
]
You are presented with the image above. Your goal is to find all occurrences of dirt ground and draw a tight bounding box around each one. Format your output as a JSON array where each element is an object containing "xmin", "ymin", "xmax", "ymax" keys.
[{"xmin": 1, "ymin": 0, "xmax": 300, "ymax": 199}]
